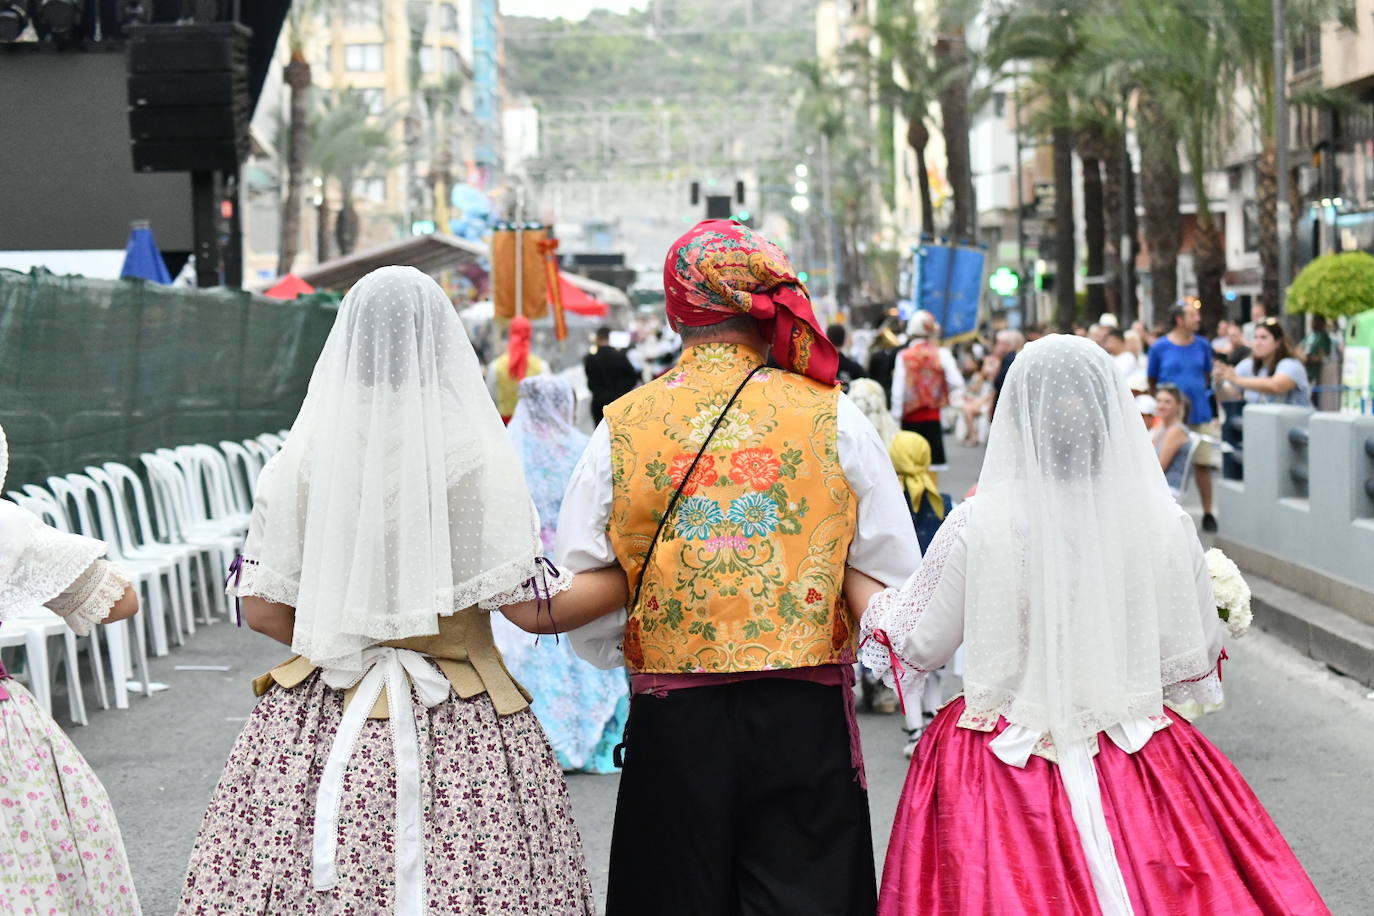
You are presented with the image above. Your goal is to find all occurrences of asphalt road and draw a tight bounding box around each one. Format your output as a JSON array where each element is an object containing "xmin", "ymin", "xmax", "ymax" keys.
[{"xmin": 66, "ymin": 440, "xmax": 1374, "ymax": 915}]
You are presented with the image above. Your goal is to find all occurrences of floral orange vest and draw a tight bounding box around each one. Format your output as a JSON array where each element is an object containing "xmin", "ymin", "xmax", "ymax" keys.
[{"xmin": 603, "ymin": 342, "xmax": 858, "ymax": 674}]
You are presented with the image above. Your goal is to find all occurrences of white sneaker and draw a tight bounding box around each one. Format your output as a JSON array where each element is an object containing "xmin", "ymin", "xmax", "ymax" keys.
[{"xmin": 902, "ymin": 727, "xmax": 921, "ymax": 758}]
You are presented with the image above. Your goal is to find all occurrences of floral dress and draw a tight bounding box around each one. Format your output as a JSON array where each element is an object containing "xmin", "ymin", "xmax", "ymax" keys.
[
  {"xmin": 1, "ymin": 558, "xmax": 142, "ymax": 915},
  {"xmin": 491, "ymin": 375, "xmax": 629, "ymax": 773}
]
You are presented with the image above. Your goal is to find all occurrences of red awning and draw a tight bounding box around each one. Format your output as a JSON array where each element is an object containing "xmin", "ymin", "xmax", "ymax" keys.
[
  {"xmin": 559, "ymin": 274, "xmax": 610, "ymax": 317},
  {"xmin": 265, "ymin": 273, "xmax": 316, "ymax": 299}
]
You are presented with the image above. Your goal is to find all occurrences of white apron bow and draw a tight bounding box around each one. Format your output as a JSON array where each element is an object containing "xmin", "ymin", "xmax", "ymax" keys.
[{"xmin": 313, "ymin": 646, "xmax": 453, "ymax": 916}]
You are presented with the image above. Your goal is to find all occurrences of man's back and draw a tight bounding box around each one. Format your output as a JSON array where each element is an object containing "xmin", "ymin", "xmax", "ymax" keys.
[{"xmin": 602, "ymin": 341, "xmax": 857, "ymax": 674}]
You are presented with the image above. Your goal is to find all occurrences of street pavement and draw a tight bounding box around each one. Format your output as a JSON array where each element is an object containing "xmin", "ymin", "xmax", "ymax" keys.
[{"xmin": 68, "ymin": 439, "xmax": 1374, "ymax": 915}]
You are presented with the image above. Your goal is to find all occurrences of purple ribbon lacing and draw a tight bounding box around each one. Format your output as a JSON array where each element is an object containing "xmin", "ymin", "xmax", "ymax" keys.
[
  {"xmin": 0, "ymin": 624, "xmax": 9, "ymax": 701},
  {"xmin": 524, "ymin": 557, "xmax": 562, "ymax": 643},
  {"xmin": 226, "ymin": 554, "xmax": 258, "ymax": 628}
]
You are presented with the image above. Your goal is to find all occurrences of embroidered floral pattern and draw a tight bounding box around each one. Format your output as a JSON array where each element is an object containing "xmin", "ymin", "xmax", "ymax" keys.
[
  {"xmin": 0, "ymin": 681, "xmax": 141, "ymax": 915},
  {"xmin": 605, "ymin": 343, "xmax": 858, "ymax": 673},
  {"xmin": 668, "ymin": 453, "xmax": 718, "ymax": 495},
  {"xmin": 675, "ymin": 497, "xmax": 724, "ymax": 540},
  {"xmin": 730, "ymin": 447, "xmax": 781, "ymax": 490},
  {"xmin": 177, "ymin": 673, "xmax": 596, "ymax": 914},
  {"xmin": 728, "ymin": 492, "xmax": 779, "ymax": 537}
]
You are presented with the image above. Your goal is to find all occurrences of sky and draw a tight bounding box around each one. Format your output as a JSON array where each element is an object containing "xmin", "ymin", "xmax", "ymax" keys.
[{"xmin": 501, "ymin": 0, "xmax": 648, "ymax": 18}]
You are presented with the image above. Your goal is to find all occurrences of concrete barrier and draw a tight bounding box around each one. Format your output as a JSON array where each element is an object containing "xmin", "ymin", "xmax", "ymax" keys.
[{"xmin": 1218, "ymin": 404, "xmax": 1374, "ymax": 599}]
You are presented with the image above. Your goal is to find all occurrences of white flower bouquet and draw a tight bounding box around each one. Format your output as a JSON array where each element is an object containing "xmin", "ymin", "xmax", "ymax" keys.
[{"xmin": 1205, "ymin": 548, "xmax": 1252, "ymax": 638}]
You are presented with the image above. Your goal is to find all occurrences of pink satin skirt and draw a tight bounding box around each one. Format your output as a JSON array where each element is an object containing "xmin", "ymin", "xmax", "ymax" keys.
[{"xmin": 878, "ymin": 697, "xmax": 1330, "ymax": 916}]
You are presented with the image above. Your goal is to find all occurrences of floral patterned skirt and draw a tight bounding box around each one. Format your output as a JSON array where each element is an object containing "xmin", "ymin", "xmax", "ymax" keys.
[
  {"xmin": 177, "ymin": 671, "xmax": 596, "ymax": 915},
  {"xmin": 0, "ymin": 678, "xmax": 142, "ymax": 915}
]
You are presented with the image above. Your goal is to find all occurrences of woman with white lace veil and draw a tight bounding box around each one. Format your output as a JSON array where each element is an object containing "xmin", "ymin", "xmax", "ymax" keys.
[
  {"xmin": 0, "ymin": 424, "xmax": 143, "ymax": 914},
  {"xmin": 491, "ymin": 375, "xmax": 629, "ymax": 774},
  {"xmin": 178, "ymin": 267, "xmax": 598, "ymax": 915},
  {"xmin": 855, "ymin": 335, "xmax": 1328, "ymax": 915},
  {"xmin": 848, "ymin": 377, "xmax": 900, "ymax": 448}
]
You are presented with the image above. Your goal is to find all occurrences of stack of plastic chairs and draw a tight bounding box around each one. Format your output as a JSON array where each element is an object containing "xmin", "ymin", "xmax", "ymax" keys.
[{"xmin": 0, "ymin": 429, "xmax": 286, "ymax": 720}]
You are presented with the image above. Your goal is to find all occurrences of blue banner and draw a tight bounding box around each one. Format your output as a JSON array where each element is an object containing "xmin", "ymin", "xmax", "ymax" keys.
[{"xmin": 915, "ymin": 242, "xmax": 985, "ymax": 341}]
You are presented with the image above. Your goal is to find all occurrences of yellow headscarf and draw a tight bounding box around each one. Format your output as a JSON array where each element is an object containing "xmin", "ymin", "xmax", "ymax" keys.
[{"xmin": 889, "ymin": 431, "xmax": 945, "ymax": 520}]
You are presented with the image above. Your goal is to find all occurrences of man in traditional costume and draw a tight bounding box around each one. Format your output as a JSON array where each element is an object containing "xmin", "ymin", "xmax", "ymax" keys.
[
  {"xmin": 557, "ymin": 219, "xmax": 918, "ymax": 916},
  {"xmin": 889, "ymin": 310, "xmax": 964, "ymax": 469}
]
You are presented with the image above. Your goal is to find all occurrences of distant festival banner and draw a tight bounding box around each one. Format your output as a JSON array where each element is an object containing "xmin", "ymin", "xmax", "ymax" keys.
[{"xmin": 915, "ymin": 241, "xmax": 986, "ymax": 342}]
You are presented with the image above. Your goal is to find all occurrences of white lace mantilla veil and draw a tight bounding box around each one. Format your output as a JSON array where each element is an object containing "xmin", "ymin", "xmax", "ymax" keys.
[
  {"xmin": 237, "ymin": 266, "xmax": 542, "ymax": 671},
  {"xmin": 0, "ymin": 424, "xmax": 109, "ymax": 621},
  {"xmin": 505, "ymin": 375, "xmax": 588, "ymax": 549},
  {"xmin": 963, "ymin": 334, "xmax": 1214, "ymax": 746}
]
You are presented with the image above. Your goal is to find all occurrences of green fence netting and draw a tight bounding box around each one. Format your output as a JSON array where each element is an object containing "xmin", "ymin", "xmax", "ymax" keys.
[{"xmin": 0, "ymin": 269, "xmax": 339, "ymax": 489}]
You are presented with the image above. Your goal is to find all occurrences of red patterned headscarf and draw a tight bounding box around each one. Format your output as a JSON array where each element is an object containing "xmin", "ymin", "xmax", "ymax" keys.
[
  {"xmin": 664, "ymin": 219, "xmax": 839, "ymax": 386},
  {"xmin": 507, "ymin": 314, "xmax": 532, "ymax": 381}
]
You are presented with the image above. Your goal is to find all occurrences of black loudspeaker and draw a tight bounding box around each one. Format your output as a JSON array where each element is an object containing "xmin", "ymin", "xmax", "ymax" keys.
[
  {"xmin": 735, "ymin": 180, "xmax": 745, "ymax": 204},
  {"xmin": 126, "ymin": 22, "xmax": 250, "ymax": 173},
  {"xmin": 705, "ymin": 195, "xmax": 732, "ymax": 219},
  {"xmin": 690, "ymin": 181, "xmax": 700, "ymax": 205}
]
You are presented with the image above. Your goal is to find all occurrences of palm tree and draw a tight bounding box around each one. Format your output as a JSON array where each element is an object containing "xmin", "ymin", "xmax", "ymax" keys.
[
  {"xmin": 275, "ymin": 4, "xmax": 317, "ymax": 277},
  {"xmin": 308, "ymin": 93, "xmax": 394, "ymax": 259},
  {"xmin": 276, "ymin": 0, "xmax": 372, "ymax": 275},
  {"xmin": 1211, "ymin": 0, "xmax": 1337, "ymax": 315},
  {"xmin": 987, "ymin": 0, "xmax": 1093, "ymax": 330},
  {"xmin": 1096, "ymin": 0, "xmax": 1230, "ymax": 328},
  {"xmin": 855, "ymin": 4, "xmax": 947, "ymax": 235},
  {"xmin": 936, "ymin": 0, "xmax": 981, "ymax": 242}
]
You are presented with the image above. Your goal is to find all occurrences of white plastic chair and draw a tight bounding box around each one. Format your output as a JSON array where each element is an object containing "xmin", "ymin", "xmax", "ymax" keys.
[
  {"xmin": 5, "ymin": 610, "xmax": 88, "ymax": 725},
  {"xmin": 220, "ymin": 440, "xmax": 263, "ymax": 502},
  {"xmin": 49, "ymin": 475, "xmax": 151, "ymax": 702},
  {"xmin": 242, "ymin": 438, "xmax": 272, "ymax": 468},
  {"xmin": 257, "ymin": 432, "xmax": 284, "ymax": 455},
  {"xmin": 142, "ymin": 452, "xmax": 239, "ymax": 621},
  {"xmin": 68, "ymin": 472, "xmax": 181, "ymax": 656},
  {"xmin": 10, "ymin": 490, "xmax": 111, "ymax": 712},
  {"xmin": 88, "ymin": 465, "xmax": 197, "ymax": 641}
]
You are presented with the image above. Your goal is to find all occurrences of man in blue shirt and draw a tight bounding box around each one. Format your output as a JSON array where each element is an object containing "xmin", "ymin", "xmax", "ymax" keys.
[{"xmin": 1148, "ymin": 299, "xmax": 1219, "ymax": 531}]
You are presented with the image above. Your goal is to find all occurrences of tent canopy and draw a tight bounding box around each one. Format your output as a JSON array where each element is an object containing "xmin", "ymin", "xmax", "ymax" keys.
[
  {"xmin": 264, "ymin": 273, "xmax": 315, "ymax": 299},
  {"xmin": 559, "ymin": 274, "xmax": 610, "ymax": 317},
  {"xmin": 296, "ymin": 234, "xmax": 488, "ymax": 292}
]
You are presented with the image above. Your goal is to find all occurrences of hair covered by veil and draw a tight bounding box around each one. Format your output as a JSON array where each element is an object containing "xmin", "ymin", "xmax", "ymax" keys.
[
  {"xmin": 963, "ymin": 334, "xmax": 1215, "ymax": 745},
  {"xmin": 236, "ymin": 266, "xmax": 542, "ymax": 670},
  {"xmin": 505, "ymin": 375, "xmax": 588, "ymax": 553}
]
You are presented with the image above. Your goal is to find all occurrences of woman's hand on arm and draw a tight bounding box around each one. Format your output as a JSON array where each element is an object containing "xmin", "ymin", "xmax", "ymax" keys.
[
  {"xmin": 500, "ymin": 566, "xmax": 629, "ymax": 634},
  {"xmin": 242, "ymin": 596, "xmax": 296, "ymax": 647}
]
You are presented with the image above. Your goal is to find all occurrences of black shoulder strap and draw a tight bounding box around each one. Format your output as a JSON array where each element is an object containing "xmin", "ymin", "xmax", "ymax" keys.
[{"xmin": 627, "ymin": 364, "xmax": 763, "ymax": 618}]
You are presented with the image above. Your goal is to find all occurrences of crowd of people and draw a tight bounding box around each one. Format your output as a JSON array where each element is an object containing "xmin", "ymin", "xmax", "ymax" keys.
[{"xmin": 0, "ymin": 218, "xmax": 1334, "ymax": 915}]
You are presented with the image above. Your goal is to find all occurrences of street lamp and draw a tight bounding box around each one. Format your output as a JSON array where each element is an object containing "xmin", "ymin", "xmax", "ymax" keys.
[
  {"xmin": 790, "ymin": 195, "xmax": 811, "ymax": 213},
  {"xmin": 795, "ymin": 163, "xmax": 809, "ymax": 179}
]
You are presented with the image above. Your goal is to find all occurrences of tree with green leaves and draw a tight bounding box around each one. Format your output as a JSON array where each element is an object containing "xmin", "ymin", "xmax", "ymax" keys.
[
  {"xmin": 987, "ymin": 0, "xmax": 1095, "ymax": 330},
  {"xmin": 1090, "ymin": 0, "xmax": 1231, "ymax": 330},
  {"xmin": 307, "ymin": 93, "xmax": 395, "ymax": 260},
  {"xmin": 855, "ymin": 2, "xmax": 946, "ymax": 235},
  {"xmin": 1210, "ymin": 0, "xmax": 1339, "ymax": 316}
]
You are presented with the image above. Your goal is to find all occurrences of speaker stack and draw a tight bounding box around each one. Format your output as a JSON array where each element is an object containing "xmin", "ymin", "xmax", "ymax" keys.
[{"xmin": 126, "ymin": 21, "xmax": 250, "ymax": 173}]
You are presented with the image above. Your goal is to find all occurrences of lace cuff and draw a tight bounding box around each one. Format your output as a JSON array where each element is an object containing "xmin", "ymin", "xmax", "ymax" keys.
[
  {"xmin": 225, "ymin": 555, "xmax": 300, "ymax": 607},
  {"xmin": 46, "ymin": 560, "xmax": 130, "ymax": 637},
  {"xmin": 859, "ymin": 500, "xmax": 972, "ymax": 685},
  {"xmin": 478, "ymin": 559, "xmax": 574, "ymax": 610},
  {"xmin": 1163, "ymin": 658, "xmax": 1226, "ymax": 720}
]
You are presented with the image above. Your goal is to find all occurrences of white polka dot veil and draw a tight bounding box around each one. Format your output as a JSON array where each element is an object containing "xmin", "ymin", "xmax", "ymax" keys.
[
  {"xmin": 242, "ymin": 266, "xmax": 541, "ymax": 670},
  {"xmin": 962, "ymin": 335, "xmax": 1215, "ymax": 745}
]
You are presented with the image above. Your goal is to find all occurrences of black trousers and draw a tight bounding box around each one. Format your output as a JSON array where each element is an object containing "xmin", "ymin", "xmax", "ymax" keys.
[
  {"xmin": 901, "ymin": 418, "xmax": 947, "ymax": 466},
  {"xmin": 604, "ymin": 678, "xmax": 876, "ymax": 916}
]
